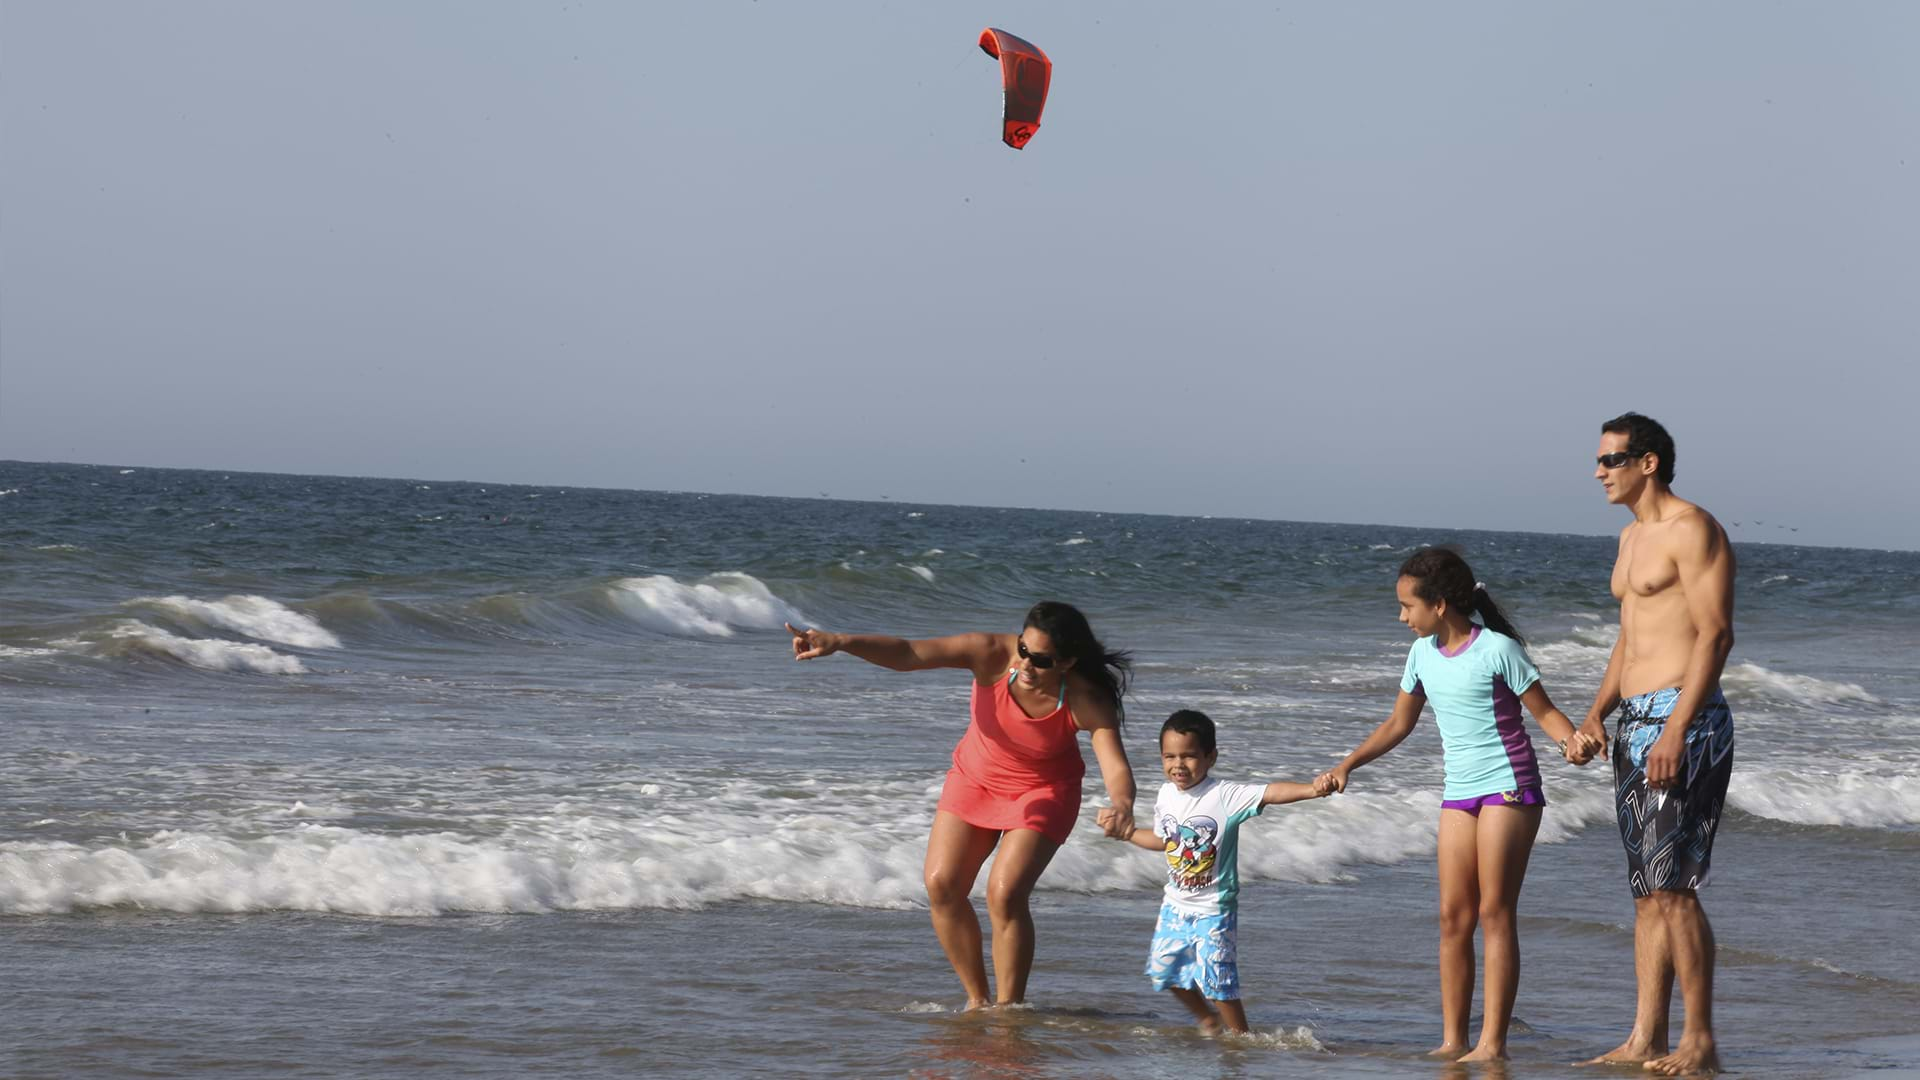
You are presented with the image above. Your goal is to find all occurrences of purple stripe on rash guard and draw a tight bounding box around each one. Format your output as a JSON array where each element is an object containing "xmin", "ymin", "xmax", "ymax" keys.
[{"xmin": 1492, "ymin": 675, "xmax": 1541, "ymax": 789}]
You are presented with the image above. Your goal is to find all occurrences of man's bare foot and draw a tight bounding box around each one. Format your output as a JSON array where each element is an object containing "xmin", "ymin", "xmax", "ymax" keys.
[
  {"xmin": 1429, "ymin": 1042, "xmax": 1469, "ymax": 1059},
  {"xmin": 1196, "ymin": 1014, "xmax": 1224, "ymax": 1036},
  {"xmin": 1643, "ymin": 1042, "xmax": 1720, "ymax": 1077},
  {"xmin": 1460, "ymin": 1043, "xmax": 1509, "ymax": 1062},
  {"xmin": 1578, "ymin": 1039, "xmax": 1665, "ymax": 1066}
]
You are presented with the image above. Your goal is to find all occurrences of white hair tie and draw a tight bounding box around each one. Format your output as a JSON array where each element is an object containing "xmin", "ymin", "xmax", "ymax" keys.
[{"xmin": 1474, "ymin": 581, "xmax": 1487, "ymax": 592}]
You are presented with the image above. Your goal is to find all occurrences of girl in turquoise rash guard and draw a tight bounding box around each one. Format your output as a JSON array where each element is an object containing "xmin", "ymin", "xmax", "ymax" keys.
[{"xmin": 1316, "ymin": 548, "xmax": 1602, "ymax": 1063}]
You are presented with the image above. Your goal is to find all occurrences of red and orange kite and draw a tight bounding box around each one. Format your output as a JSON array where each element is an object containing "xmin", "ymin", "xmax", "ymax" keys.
[{"xmin": 978, "ymin": 27, "xmax": 1051, "ymax": 149}]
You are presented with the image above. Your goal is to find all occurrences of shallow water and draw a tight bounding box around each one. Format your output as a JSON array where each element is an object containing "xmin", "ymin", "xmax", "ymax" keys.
[{"xmin": 2, "ymin": 461, "xmax": 1916, "ymax": 1076}]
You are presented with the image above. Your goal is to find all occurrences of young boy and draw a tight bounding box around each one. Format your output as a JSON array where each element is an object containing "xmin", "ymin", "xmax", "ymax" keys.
[{"xmin": 1110, "ymin": 709, "xmax": 1331, "ymax": 1034}]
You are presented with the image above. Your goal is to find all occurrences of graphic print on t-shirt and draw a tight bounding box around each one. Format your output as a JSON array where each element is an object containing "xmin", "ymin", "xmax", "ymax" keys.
[{"xmin": 1160, "ymin": 813, "xmax": 1221, "ymax": 890}]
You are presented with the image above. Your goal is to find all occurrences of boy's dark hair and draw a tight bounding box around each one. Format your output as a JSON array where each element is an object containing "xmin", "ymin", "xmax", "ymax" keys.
[
  {"xmin": 1601, "ymin": 411, "xmax": 1677, "ymax": 485},
  {"xmin": 1159, "ymin": 709, "xmax": 1216, "ymax": 753}
]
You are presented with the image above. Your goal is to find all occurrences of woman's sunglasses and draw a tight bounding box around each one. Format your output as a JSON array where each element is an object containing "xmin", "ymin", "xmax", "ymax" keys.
[
  {"xmin": 1596, "ymin": 451, "xmax": 1646, "ymax": 469},
  {"xmin": 1016, "ymin": 639, "xmax": 1057, "ymax": 669}
]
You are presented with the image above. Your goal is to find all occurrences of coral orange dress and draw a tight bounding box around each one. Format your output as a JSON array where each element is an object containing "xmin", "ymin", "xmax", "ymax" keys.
[{"xmin": 935, "ymin": 670, "xmax": 1086, "ymax": 844}]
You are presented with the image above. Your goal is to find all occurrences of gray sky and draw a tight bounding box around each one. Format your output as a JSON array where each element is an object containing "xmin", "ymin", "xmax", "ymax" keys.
[{"xmin": 4, "ymin": 2, "xmax": 1916, "ymax": 549}]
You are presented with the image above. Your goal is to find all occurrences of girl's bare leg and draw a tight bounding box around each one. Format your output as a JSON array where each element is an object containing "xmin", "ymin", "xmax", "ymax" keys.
[
  {"xmin": 1459, "ymin": 803, "xmax": 1542, "ymax": 1062},
  {"xmin": 1433, "ymin": 808, "xmax": 1481, "ymax": 1058}
]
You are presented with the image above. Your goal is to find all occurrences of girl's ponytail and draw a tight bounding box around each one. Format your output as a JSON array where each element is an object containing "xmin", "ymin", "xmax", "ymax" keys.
[{"xmin": 1469, "ymin": 583, "xmax": 1527, "ymax": 648}]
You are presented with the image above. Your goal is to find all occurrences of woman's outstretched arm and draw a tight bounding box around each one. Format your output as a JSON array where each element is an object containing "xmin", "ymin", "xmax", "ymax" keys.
[{"xmin": 786, "ymin": 622, "xmax": 1004, "ymax": 679}]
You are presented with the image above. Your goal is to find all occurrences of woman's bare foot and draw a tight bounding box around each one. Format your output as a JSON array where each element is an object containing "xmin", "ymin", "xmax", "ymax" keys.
[
  {"xmin": 1644, "ymin": 1041, "xmax": 1720, "ymax": 1076},
  {"xmin": 961, "ymin": 997, "xmax": 992, "ymax": 1012},
  {"xmin": 1430, "ymin": 1042, "xmax": 1470, "ymax": 1059},
  {"xmin": 1578, "ymin": 1038, "xmax": 1665, "ymax": 1066},
  {"xmin": 1460, "ymin": 1042, "xmax": 1509, "ymax": 1062}
]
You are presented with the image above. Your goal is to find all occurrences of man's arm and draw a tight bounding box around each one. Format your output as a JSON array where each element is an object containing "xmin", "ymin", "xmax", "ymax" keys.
[
  {"xmin": 1578, "ymin": 527, "xmax": 1633, "ymax": 759},
  {"xmin": 1642, "ymin": 514, "xmax": 1736, "ymax": 789}
]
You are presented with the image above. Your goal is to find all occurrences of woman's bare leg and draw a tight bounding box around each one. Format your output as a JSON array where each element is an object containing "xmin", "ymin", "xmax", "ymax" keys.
[
  {"xmin": 922, "ymin": 810, "xmax": 1002, "ymax": 1008},
  {"xmin": 982, "ymin": 828, "xmax": 1061, "ymax": 1005}
]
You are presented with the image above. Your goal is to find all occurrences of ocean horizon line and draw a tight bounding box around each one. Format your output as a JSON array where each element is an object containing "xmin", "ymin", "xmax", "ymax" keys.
[{"xmin": 4, "ymin": 456, "xmax": 1910, "ymax": 556}]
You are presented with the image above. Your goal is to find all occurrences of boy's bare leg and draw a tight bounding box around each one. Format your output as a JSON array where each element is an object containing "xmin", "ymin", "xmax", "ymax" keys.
[
  {"xmin": 1579, "ymin": 896, "xmax": 1673, "ymax": 1065},
  {"xmin": 1167, "ymin": 986, "xmax": 1224, "ymax": 1034},
  {"xmin": 1644, "ymin": 890, "xmax": 1721, "ymax": 1076},
  {"xmin": 983, "ymin": 827, "xmax": 1061, "ymax": 1005},
  {"xmin": 922, "ymin": 811, "xmax": 1002, "ymax": 1009},
  {"xmin": 1433, "ymin": 809, "xmax": 1480, "ymax": 1058},
  {"xmin": 1460, "ymin": 804, "xmax": 1542, "ymax": 1063},
  {"xmin": 1214, "ymin": 998, "xmax": 1251, "ymax": 1035}
]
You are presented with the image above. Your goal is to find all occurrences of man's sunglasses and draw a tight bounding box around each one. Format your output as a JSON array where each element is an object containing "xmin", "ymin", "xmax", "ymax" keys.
[
  {"xmin": 1017, "ymin": 639, "xmax": 1057, "ymax": 669},
  {"xmin": 1596, "ymin": 451, "xmax": 1646, "ymax": 469}
]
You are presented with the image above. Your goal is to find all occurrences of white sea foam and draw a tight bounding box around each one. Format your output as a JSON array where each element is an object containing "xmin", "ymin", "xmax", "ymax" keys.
[
  {"xmin": 1234, "ymin": 1025, "xmax": 1327, "ymax": 1052},
  {"xmin": 130, "ymin": 595, "xmax": 342, "ymax": 649},
  {"xmin": 0, "ymin": 775, "xmax": 1620, "ymax": 916},
  {"xmin": 1061, "ymin": 537, "xmax": 1092, "ymax": 546},
  {"xmin": 0, "ymin": 645, "xmax": 62, "ymax": 659},
  {"xmin": 1730, "ymin": 768, "xmax": 1920, "ymax": 827},
  {"xmin": 903, "ymin": 564, "xmax": 935, "ymax": 583},
  {"xmin": 1721, "ymin": 662, "xmax": 1876, "ymax": 706},
  {"xmin": 608, "ymin": 573, "xmax": 806, "ymax": 638},
  {"xmin": 0, "ymin": 488, "xmax": 19, "ymax": 497},
  {"xmin": 94, "ymin": 621, "xmax": 308, "ymax": 674}
]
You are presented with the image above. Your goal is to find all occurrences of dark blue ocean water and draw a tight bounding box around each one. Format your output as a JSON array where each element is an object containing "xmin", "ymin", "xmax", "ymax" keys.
[{"xmin": 2, "ymin": 461, "xmax": 1916, "ymax": 1077}]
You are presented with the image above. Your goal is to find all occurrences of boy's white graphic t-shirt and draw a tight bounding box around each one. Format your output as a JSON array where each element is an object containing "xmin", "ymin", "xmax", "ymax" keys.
[{"xmin": 1151, "ymin": 776, "xmax": 1266, "ymax": 915}]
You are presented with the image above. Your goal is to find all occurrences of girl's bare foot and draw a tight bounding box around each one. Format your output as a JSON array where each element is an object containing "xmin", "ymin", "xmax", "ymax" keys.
[
  {"xmin": 1430, "ymin": 1042, "xmax": 1470, "ymax": 1059},
  {"xmin": 1460, "ymin": 1042, "xmax": 1509, "ymax": 1062}
]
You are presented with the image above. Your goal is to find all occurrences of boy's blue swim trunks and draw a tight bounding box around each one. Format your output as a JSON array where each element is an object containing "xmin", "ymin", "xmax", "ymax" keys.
[{"xmin": 1144, "ymin": 902, "xmax": 1240, "ymax": 1000}]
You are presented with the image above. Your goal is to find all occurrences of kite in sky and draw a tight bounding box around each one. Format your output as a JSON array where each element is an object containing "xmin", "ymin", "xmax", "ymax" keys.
[{"xmin": 978, "ymin": 27, "xmax": 1051, "ymax": 149}]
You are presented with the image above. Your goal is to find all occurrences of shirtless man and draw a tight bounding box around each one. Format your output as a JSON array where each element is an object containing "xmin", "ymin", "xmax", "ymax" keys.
[{"xmin": 1571, "ymin": 413, "xmax": 1735, "ymax": 1077}]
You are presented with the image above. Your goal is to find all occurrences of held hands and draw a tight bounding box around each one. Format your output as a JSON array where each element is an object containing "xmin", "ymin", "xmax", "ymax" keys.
[
  {"xmin": 785, "ymin": 622, "xmax": 839, "ymax": 661},
  {"xmin": 1564, "ymin": 716, "xmax": 1610, "ymax": 767},
  {"xmin": 1312, "ymin": 767, "xmax": 1349, "ymax": 796},
  {"xmin": 1096, "ymin": 803, "xmax": 1136, "ymax": 840}
]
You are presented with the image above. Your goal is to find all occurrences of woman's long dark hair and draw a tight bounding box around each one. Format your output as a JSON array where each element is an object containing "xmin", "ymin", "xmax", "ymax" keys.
[
  {"xmin": 1397, "ymin": 547, "xmax": 1526, "ymax": 647},
  {"xmin": 1024, "ymin": 600, "xmax": 1132, "ymax": 718}
]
